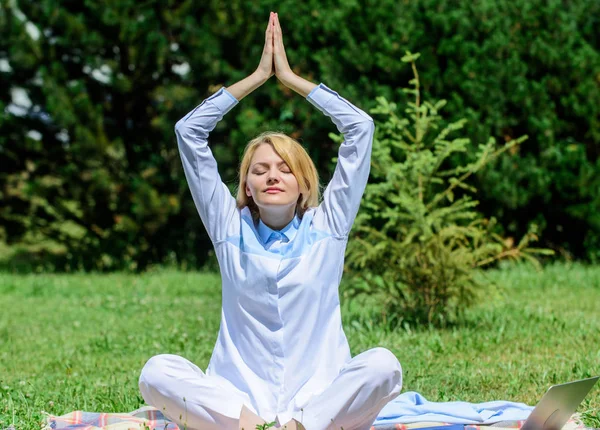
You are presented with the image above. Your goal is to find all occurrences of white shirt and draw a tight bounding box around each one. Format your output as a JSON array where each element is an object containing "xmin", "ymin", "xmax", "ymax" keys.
[{"xmin": 174, "ymin": 83, "xmax": 375, "ymax": 424}]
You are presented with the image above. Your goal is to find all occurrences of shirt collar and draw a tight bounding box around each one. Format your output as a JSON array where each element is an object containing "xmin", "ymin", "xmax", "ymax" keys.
[{"xmin": 257, "ymin": 214, "xmax": 300, "ymax": 244}]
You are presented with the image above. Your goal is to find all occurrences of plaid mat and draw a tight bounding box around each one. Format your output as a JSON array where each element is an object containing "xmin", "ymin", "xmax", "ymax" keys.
[{"xmin": 41, "ymin": 406, "xmax": 589, "ymax": 430}]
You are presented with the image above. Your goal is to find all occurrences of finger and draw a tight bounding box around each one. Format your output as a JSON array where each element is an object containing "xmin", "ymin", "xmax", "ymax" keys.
[
  {"xmin": 273, "ymin": 15, "xmax": 282, "ymax": 48},
  {"xmin": 275, "ymin": 13, "xmax": 282, "ymax": 35},
  {"xmin": 271, "ymin": 18, "xmax": 275, "ymax": 48},
  {"xmin": 265, "ymin": 16, "xmax": 274, "ymax": 49},
  {"xmin": 265, "ymin": 13, "xmax": 272, "ymax": 35},
  {"xmin": 268, "ymin": 14, "xmax": 274, "ymax": 46},
  {"xmin": 267, "ymin": 24, "xmax": 274, "ymax": 53},
  {"xmin": 275, "ymin": 14, "xmax": 284, "ymax": 46}
]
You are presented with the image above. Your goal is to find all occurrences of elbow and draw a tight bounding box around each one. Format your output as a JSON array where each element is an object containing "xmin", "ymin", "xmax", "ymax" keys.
[
  {"xmin": 174, "ymin": 120, "xmax": 202, "ymax": 141},
  {"xmin": 354, "ymin": 117, "xmax": 375, "ymax": 136},
  {"xmin": 174, "ymin": 119, "xmax": 186, "ymax": 135},
  {"xmin": 355, "ymin": 116, "xmax": 375, "ymax": 131},
  {"xmin": 364, "ymin": 118, "xmax": 375, "ymax": 139},
  {"xmin": 358, "ymin": 108, "xmax": 375, "ymax": 125}
]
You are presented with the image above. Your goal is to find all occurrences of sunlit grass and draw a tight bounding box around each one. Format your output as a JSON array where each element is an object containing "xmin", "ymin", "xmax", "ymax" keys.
[{"xmin": 0, "ymin": 262, "xmax": 598, "ymax": 429}]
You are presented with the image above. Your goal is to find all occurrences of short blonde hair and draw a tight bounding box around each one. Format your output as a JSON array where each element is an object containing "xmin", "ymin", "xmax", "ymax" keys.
[{"xmin": 236, "ymin": 131, "xmax": 320, "ymax": 222}]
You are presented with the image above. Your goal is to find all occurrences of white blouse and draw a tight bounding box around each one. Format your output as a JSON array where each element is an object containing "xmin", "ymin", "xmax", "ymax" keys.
[{"xmin": 174, "ymin": 82, "xmax": 375, "ymax": 424}]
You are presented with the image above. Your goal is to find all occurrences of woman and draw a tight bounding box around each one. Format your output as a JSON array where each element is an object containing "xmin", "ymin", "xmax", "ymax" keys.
[{"xmin": 138, "ymin": 12, "xmax": 402, "ymax": 430}]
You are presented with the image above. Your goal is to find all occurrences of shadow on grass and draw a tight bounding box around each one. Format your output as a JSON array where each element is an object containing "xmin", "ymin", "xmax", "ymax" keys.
[{"xmin": 0, "ymin": 248, "xmax": 73, "ymax": 273}]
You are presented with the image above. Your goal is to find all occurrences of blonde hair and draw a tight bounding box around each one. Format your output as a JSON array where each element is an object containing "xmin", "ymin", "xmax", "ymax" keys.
[{"xmin": 236, "ymin": 131, "xmax": 320, "ymax": 222}]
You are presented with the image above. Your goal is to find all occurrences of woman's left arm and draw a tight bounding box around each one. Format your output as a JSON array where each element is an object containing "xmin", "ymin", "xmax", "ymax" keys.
[
  {"xmin": 271, "ymin": 13, "xmax": 375, "ymax": 237},
  {"xmin": 281, "ymin": 73, "xmax": 375, "ymax": 237},
  {"xmin": 305, "ymin": 84, "xmax": 375, "ymax": 238}
]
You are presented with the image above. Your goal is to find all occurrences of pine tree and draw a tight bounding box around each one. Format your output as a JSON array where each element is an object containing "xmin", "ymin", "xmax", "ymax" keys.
[{"xmin": 343, "ymin": 52, "xmax": 553, "ymax": 327}]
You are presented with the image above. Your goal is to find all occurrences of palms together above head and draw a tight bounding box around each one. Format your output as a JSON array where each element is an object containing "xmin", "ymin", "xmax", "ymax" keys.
[
  {"xmin": 272, "ymin": 13, "xmax": 294, "ymax": 80},
  {"xmin": 256, "ymin": 12, "xmax": 294, "ymax": 83}
]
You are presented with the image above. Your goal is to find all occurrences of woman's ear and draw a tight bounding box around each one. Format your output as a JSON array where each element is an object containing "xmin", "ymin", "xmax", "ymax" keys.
[{"xmin": 246, "ymin": 183, "xmax": 252, "ymax": 197}]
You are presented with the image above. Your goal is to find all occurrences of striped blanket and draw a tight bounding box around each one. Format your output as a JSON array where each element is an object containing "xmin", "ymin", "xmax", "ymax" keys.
[{"xmin": 42, "ymin": 406, "xmax": 588, "ymax": 430}]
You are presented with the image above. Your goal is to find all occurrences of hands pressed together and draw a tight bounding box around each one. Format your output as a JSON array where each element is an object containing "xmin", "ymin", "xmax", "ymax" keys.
[
  {"xmin": 256, "ymin": 12, "xmax": 294, "ymax": 84},
  {"xmin": 227, "ymin": 12, "xmax": 315, "ymax": 100}
]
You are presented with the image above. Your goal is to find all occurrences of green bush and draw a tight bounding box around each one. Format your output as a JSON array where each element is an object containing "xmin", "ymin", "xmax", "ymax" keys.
[
  {"xmin": 1, "ymin": 0, "xmax": 597, "ymax": 271},
  {"xmin": 343, "ymin": 52, "xmax": 553, "ymax": 327}
]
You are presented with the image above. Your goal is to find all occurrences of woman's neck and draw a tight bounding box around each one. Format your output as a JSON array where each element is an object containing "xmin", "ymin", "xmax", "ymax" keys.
[{"xmin": 259, "ymin": 207, "xmax": 296, "ymax": 230}]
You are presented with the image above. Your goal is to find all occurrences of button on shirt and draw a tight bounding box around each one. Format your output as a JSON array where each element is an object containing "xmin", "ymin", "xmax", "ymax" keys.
[{"xmin": 174, "ymin": 83, "xmax": 375, "ymax": 425}]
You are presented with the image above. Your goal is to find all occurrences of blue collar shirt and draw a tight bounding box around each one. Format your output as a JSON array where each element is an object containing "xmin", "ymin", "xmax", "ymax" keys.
[
  {"xmin": 257, "ymin": 215, "xmax": 300, "ymax": 253},
  {"xmin": 174, "ymin": 83, "xmax": 375, "ymax": 425}
]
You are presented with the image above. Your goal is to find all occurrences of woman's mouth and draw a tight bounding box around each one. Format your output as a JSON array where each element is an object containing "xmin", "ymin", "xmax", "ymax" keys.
[{"xmin": 265, "ymin": 189, "xmax": 283, "ymax": 194}]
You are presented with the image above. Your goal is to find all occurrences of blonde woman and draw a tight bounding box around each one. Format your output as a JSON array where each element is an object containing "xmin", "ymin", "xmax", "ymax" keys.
[{"xmin": 138, "ymin": 11, "xmax": 402, "ymax": 430}]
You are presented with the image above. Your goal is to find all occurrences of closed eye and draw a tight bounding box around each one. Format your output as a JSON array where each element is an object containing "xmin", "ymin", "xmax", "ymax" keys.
[{"xmin": 253, "ymin": 169, "xmax": 292, "ymax": 175}]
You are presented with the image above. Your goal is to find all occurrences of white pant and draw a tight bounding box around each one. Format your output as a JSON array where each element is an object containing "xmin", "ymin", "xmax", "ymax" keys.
[{"xmin": 138, "ymin": 347, "xmax": 402, "ymax": 430}]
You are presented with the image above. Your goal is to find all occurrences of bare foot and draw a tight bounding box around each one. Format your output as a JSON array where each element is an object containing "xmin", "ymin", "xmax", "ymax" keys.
[
  {"xmin": 279, "ymin": 418, "xmax": 306, "ymax": 430},
  {"xmin": 238, "ymin": 405, "xmax": 267, "ymax": 430}
]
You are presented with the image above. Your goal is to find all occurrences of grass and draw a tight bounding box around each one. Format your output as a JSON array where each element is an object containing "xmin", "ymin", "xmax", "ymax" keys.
[{"xmin": 0, "ymin": 261, "xmax": 598, "ymax": 429}]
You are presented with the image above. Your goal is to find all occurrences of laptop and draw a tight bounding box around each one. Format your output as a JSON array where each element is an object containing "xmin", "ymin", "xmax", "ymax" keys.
[{"xmin": 521, "ymin": 376, "xmax": 599, "ymax": 430}]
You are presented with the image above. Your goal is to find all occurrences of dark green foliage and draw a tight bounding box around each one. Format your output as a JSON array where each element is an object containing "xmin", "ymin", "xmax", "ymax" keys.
[
  {"xmin": 1, "ymin": 0, "xmax": 209, "ymax": 271},
  {"xmin": 0, "ymin": 0, "xmax": 598, "ymax": 271},
  {"xmin": 343, "ymin": 53, "xmax": 554, "ymax": 327}
]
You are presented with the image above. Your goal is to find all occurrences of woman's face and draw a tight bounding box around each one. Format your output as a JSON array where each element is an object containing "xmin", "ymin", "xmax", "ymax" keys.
[{"xmin": 245, "ymin": 143, "xmax": 300, "ymax": 212}]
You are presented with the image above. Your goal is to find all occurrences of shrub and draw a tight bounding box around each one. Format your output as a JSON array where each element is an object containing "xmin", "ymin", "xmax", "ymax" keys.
[
  {"xmin": 342, "ymin": 52, "xmax": 553, "ymax": 327},
  {"xmin": 3, "ymin": 0, "xmax": 597, "ymax": 271}
]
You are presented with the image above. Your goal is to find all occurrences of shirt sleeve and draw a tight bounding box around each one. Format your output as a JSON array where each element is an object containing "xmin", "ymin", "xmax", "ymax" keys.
[
  {"xmin": 307, "ymin": 83, "xmax": 375, "ymax": 238},
  {"xmin": 174, "ymin": 86, "xmax": 240, "ymax": 243}
]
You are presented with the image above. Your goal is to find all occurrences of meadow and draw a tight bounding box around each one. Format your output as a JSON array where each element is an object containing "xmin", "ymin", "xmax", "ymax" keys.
[{"xmin": 0, "ymin": 262, "xmax": 598, "ymax": 429}]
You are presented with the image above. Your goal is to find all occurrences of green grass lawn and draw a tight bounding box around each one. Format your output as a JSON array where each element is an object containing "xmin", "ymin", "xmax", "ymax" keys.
[{"xmin": 0, "ymin": 262, "xmax": 599, "ymax": 429}]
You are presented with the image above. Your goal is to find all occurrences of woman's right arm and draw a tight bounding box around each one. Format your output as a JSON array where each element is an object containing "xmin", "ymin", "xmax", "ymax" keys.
[
  {"xmin": 174, "ymin": 74, "xmax": 267, "ymax": 243},
  {"xmin": 174, "ymin": 14, "xmax": 275, "ymax": 243},
  {"xmin": 174, "ymin": 86, "xmax": 239, "ymax": 244},
  {"xmin": 226, "ymin": 72, "xmax": 269, "ymax": 101}
]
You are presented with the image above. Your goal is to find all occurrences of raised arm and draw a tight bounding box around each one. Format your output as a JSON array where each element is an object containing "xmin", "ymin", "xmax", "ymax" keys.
[
  {"xmin": 307, "ymin": 84, "xmax": 375, "ymax": 237},
  {"xmin": 227, "ymin": 12, "xmax": 276, "ymax": 99},
  {"xmin": 271, "ymin": 12, "xmax": 317, "ymax": 98},
  {"xmin": 272, "ymin": 13, "xmax": 374, "ymax": 237},
  {"xmin": 174, "ymin": 13, "xmax": 276, "ymax": 243}
]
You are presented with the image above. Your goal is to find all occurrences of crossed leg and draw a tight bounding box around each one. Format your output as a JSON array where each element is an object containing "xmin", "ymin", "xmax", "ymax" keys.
[
  {"xmin": 138, "ymin": 354, "xmax": 254, "ymax": 430},
  {"xmin": 299, "ymin": 347, "xmax": 403, "ymax": 430},
  {"xmin": 139, "ymin": 347, "xmax": 402, "ymax": 430}
]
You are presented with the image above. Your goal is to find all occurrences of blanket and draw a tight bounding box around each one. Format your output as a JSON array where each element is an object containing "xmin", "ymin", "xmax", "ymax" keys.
[
  {"xmin": 42, "ymin": 404, "xmax": 588, "ymax": 430},
  {"xmin": 374, "ymin": 392, "xmax": 535, "ymax": 425}
]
